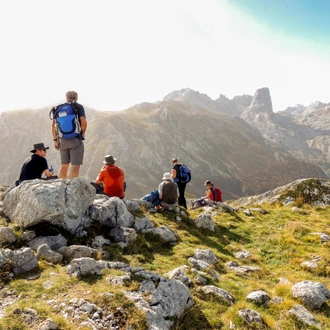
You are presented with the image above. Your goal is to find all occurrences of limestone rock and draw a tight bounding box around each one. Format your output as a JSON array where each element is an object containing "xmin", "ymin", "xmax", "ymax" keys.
[
  {"xmin": 246, "ymin": 290, "xmax": 270, "ymax": 305},
  {"xmin": 195, "ymin": 213, "xmax": 215, "ymax": 231},
  {"xmin": 200, "ymin": 285, "xmax": 235, "ymax": 304},
  {"xmin": 3, "ymin": 178, "xmax": 95, "ymax": 234},
  {"xmin": 58, "ymin": 245, "xmax": 99, "ymax": 262},
  {"xmin": 288, "ymin": 304, "xmax": 321, "ymax": 329},
  {"xmin": 89, "ymin": 196, "xmax": 134, "ymax": 228},
  {"xmin": 0, "ymin": 227, "xmax": 18, "ymax": 245},
  {"xmin": 238, "ymin": 308, "xmax": 264, "ymax": 324},
  {"xmin": 36, "ymin": 244, "xmax": 63, "ymax": 263},
  {"xmin": 292, "ymin": 280, "xmax": 330, "ymax": 309}
]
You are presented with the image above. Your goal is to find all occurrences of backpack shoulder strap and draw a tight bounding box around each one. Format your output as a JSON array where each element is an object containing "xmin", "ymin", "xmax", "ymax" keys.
[
  {"xmin": 212, "ymin": 187, "xmax": 216, "ymax": 200},
  {"xmin": 49, "ymin": 107, "xmax": 56, "ymax": 120}
]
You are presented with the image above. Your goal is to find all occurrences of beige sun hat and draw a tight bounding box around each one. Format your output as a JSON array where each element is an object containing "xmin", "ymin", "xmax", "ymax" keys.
[{"xmin": 162, "ymin": 172, "xmax": 172, "ymax": 180}]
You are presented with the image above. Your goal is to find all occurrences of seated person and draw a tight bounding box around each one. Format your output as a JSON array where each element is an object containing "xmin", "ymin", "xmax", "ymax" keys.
[
  {"xmin": 158, "ymin": 172, "xmax": 179, "ymax": 210},
  {"xmin": 94, "ymin": 155, "xmax": 125, "ymax": 198},
  {"xmin": 192, "ymin": 180, "xmax": 222, "ymax": 208},
  {"xmin": 17, "ymin": 143, "xmax": 55, "ymax": 185}
]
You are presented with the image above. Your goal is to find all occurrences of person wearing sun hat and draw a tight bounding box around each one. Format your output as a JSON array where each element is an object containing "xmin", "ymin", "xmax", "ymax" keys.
[
  {"xmin": 17, "ymin": 143, "xmax": 55, "ymax": 185},
  {"xmin": 157, "ymin": 172, "xmax": 179, "ymax": 210},
  {"xmin": 94, "ymin": 155, "xmax": 125, "ymax": 198}
]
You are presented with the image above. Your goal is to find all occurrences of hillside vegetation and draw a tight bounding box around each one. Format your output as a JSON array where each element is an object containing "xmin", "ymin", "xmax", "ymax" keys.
[{"xmin": 1, "ymin": 180, "xmax": 330, "ymax": 329}]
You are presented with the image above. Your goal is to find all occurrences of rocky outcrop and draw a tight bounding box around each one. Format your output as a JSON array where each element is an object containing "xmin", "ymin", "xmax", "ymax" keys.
[
  {"xmin": 228, "ymin": 178, "xmax": 330, "ymax": 207},
  {"xmin": 3, "ymin": 178, "xmax": 95, "ymax": 235}
]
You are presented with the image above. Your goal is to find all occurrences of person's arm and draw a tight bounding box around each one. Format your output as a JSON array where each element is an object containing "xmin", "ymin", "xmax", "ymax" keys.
[
  {"xmin": 51, "ymin": 119, "xmax": 60, "ymax": 150},
  {"xmin": 80, "ymin": 116, "xmax": 87, "ymax": 139},
  {"xmin": 205, "ymin": 188, "xmax": 212, "ymax": 199},
  {"xmin": 171, "ymin": 168, "xmax": 176, "ymax": 179},
  {"xmin": 95, "ymin": 170, "xmax": 104, "ymax": 185},
  {"xmin": 158, "ymin": 182, "xmax": 163, "ymax": 200},
  {"xmin": 44, "ymin": 168, "xmax": 53, "ymax": 177}
]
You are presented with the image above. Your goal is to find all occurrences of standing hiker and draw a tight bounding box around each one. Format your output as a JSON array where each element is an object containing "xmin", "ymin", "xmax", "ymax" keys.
[
  {"xmin": 171, "ymin": 158, "xmax": 191, "ymax": 209},
  {"xmin": 17, "ymin": 143, "xmax": 56, "ymax": 185},
  {"xmin": 51, "ymin": 91, "xmax": 87, "ymax": 179}
]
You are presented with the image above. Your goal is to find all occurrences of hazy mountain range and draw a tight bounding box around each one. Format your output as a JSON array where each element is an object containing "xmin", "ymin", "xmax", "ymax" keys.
[{"xmin": 0, "ymin": 87, "xmax": 329, "ymax": 199}]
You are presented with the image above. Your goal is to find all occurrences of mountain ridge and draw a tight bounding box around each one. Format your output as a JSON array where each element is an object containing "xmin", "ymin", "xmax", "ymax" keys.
[{"xmin": 0, "ymin": 87, "xmax": 328, "ymax": 199}]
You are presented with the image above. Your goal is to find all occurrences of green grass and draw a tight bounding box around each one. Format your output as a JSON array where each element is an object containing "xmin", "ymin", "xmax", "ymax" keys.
[{"xmin": 1, "ymin": 204, "xmax": 330, "ymax": 329}]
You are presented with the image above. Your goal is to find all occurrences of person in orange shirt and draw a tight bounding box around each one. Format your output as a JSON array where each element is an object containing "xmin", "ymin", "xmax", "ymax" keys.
[{"xmin": 94, "ymin": 155, "xmax": 125, "ymax": 198}]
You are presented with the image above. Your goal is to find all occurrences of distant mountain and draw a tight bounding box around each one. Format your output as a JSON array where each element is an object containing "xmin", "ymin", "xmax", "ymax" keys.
[{"xmin": 0, "ymin": 88, "xmax": 328, "ymax": 199}]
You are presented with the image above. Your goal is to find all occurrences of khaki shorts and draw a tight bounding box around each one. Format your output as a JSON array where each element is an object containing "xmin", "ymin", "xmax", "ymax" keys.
[{"xmin": 59, "ymin": 138, "xmax": 84, "ymax": 165}]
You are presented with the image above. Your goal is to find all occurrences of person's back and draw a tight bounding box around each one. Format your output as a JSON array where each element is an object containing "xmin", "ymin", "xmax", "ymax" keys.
[
  {"xmin": 95, "ymin": 155, "xmax": 125, "ymax": 198},
  {"xmin": 102, "ymin": 165, "xmax": 125, "ymax": 197},
  {"xmin": 162, "ymin": 180, "xmax": 178, "ymax": 204},
  {"xmin": 158, "ymin": 172, "xmax": 179, "ymax": 210}
]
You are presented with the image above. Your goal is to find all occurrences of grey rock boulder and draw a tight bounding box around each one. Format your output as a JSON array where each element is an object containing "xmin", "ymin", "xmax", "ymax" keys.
[
  {"xmin": 288, "ymin": 304, "xmax": 321, "ymax": 329},
  {"xmin": 89, "ymin": 196, "xmax": 134, "ymax": 228},
  {"xmin": 193, "ymin": 249, "xmax": 218, "ymax": 265},
  {"xmin": 292, "ymin": 280, "xmax": 330, "ymax": 309},
  {"xmin": 238, "ymin": 308, "xmax": 264, "ymax": 324},
  {"xmin": 2, "ymin": 178, "xmax": 95, "ymax": 234},
  {"xmin": 36, "ymin": 244, "xmax": 63, "ymax": 263},
  {"xmin": 6, "ymin": 247, "xmax": 39, "ymax": 275},
  {"xmin": 28, "ymin": 234, "xmax": 67, "ymax": 252},
  {"xmin": 58, "ymin": 245, "xmax": 99, "ymax": 262},
  {"xmin": 200, "ymin": 285, "xmax": 235, "ymax": 304},
  {"xmin": 195, "ymin": 213, "xmax": 215, "ymax": 231},
  {"xmin": 0, "ymin": 227, "xmax": 18, "ymax": 245},
  {"xmin": 246, "ymin": 290, "xmax": 271, "ymax": 305}
]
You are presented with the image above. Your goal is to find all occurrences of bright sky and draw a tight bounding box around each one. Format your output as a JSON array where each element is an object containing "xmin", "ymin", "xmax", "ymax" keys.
[{"xmin": 1, "ymin": 0, "xmax": 330, "ymax": 112}]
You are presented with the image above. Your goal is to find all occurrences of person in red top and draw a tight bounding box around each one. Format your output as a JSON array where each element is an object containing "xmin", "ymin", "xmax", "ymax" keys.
[{"xmin": 95, "ymin": 155, "xmax": 125, "ymax": 198}]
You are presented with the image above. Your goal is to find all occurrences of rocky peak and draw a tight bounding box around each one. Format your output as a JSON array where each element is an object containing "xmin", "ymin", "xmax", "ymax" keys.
[{"xmin": 248, "ymin": 87, "xmax": 273, "ymax": 115}]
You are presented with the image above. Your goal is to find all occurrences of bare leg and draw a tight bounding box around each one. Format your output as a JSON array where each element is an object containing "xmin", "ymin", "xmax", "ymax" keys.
[
  {"xmin": 69, "ymin": 165, "xmax": 80, "ymax": 179},
  {"xmin": 58, "ymin": 164, "xmax": 70, "ymax": 179}
]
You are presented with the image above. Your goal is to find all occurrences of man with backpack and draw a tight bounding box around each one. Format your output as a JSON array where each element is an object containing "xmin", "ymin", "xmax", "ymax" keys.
[
  {"xmin": 171, "ymin": 158, "xmax": 191, "ymax": 209},
  {"xmin": 51, "ymin": 91, "xmax": 87, "ymax": 179}
]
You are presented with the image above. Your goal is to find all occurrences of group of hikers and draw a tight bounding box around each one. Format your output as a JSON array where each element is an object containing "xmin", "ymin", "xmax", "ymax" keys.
[{"xmin": 16, "ymin": 91, "xmax": 223, "ymax": 210}]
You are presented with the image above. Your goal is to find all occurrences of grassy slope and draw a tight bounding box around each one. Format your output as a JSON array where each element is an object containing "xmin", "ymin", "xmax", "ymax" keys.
[{"xmin": 1, "ymin": 202, "xmax": 330, "ymax": 330}]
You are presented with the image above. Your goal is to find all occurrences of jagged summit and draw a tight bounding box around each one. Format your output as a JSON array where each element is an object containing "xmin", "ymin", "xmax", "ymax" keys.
[
  {"xmin": 162, "ymin": 88, "xmax": 220, "ymax": 112},
  {"xmin": 163, "ymin": 88, "xmax": 207, "ymax": 101},
  {"xmin": 248, "ymin": 87, "xmax": 273, "ymax": 115}
]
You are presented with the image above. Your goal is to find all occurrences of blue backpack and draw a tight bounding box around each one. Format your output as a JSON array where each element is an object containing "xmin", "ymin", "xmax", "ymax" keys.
[
  {"xmin": 142, "ymin": 189, "xmax": 161, "ymax": 206},
  {"xmin": 51, "ymin": 102, "xmax": 81, "ymax": 139},
  {"xmin": 175, "ymin": 164, "xmax": 191, "ymax": 183}
]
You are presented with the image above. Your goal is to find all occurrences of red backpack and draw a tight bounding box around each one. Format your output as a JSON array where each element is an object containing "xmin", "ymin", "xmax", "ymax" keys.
[{"xmin": 210, "ymin": 187, "xmax": 222, "ymax": 202}]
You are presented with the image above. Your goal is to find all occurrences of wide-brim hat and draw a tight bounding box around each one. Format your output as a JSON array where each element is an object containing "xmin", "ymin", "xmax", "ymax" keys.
[
  {"xmin": 162, "ymin": 172, "xmax": 172, "ymax": 180},
  {"xmin": 103, "ymin": 155, "xmax": 116, "ymax": 164},
  {"xmin": 30, "ymin": 143, "xmax": 49, "ymax": 153}
]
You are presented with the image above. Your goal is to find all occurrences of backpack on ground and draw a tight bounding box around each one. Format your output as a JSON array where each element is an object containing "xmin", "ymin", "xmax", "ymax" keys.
[
  {"xmin": 192, "ymin": 198, "xmax": 207, "ymax": 209},
  {"xmin": 50, "ymin": 102, "xmax": 81, "ymax": 139},
  {"xmin": 142, "ymin": 189, "xmax": 161, "ymax": 206},
  {"xmin": 211, "ymin": 187, "xmax": 222, "ymax": 202},
  {"xmin": 174, "ymin": 164, "xmax": 191, "ymax": 183}
]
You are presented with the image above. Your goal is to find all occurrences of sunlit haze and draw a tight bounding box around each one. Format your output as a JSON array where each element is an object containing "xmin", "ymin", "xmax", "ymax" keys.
[{"xmin": 1, "ymin": 0, "xmax": 329, "ymax": 112}]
